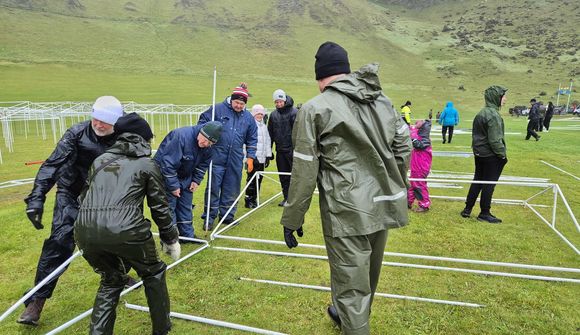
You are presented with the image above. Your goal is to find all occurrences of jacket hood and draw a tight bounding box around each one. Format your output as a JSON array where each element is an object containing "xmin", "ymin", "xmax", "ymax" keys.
[
  {"xmin": 107, "ymin": 132, "xmax": 152, "ymax": 157},
  {"xmin": 446, "ymin": 101, "xmax": 454, "ymax": 108},
  {"xmin": 417, "ymin": 119, "xmax": 432, "ymax": 139},
  {"xmin": 326, "ymin": 63, "xmax": 382, "ymax": 104},
  {"xmin": 484, "ymin": 85, "xmax": 507, "ymax": 109}
]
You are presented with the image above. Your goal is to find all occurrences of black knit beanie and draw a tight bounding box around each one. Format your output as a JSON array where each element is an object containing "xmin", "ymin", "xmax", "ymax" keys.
[
  {"xmin": 114, "ymin": 112, "xmax": 154, "ymax": 141},
  {"xmin": 314, "ymin": 41, "xmax": 351, "ymax": 80}
]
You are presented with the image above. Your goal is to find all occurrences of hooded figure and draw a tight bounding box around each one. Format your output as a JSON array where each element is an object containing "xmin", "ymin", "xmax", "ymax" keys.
[
  {"xmin": 280, "ymin": 41, "xmax": 411, "ymax": 335},
  {"xmin": 408, "ymin": 119, "xmax": 433, "ymax": 212},
  {"xmin": 439, "ymin": 101, "xmax": 459, "ymax": 144},
  {"xmin": 197, "ymin": 85, "xmax": 258, "ymax": 229},
  {"xmin": 461, "ymin": 85, "xmax": 508, "ymax": 224},
  {"xmin": 75, "ymin": 118, "xmax": 179, "ymax": 335}
]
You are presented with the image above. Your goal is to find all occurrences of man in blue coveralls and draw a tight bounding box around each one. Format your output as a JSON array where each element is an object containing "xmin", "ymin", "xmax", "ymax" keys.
[
  {"xmin": 154, "ymin": 121, "xmax": 223, "ymax": 238},
  {"xmin": 198, "ymin": 83, "xmax": 258, "ymax": 230}
]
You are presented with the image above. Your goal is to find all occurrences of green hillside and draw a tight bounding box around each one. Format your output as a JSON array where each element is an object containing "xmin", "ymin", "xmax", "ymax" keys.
[{"xmin": 0, "ymin": 0, "xmax": 577, "ymax": 112}]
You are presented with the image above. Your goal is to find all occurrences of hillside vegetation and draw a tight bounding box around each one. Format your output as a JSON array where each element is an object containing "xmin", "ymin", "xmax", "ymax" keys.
[{"xmin": 0, "ymin": 0, "xmax": 577, "ymax": 111}]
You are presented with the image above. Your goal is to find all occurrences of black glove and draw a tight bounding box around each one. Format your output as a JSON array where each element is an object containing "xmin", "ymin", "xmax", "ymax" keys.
[
  {"xmin": 284, "ymin": 226, "xmax": 303, "ymax": 248},
  {"xmin": 26, "ymin": 208, "xmax": 44, "ymax": 230},
  {"xmin": 265, "ymin": 159, "xmax": 270, "ymax": 168}
]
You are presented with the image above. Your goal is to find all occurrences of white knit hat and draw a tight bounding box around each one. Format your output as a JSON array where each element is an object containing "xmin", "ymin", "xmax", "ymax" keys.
[
  {"xmin": 272, "ymin": 89, "xmax": 286, "ymax": 102},
  {"xmin": 92, "ymin": 96, "xmax": 124, "ymax": 125},
  {"xmin": 251, "ymin": 104, "xmax": 265, "ymax": 116}
]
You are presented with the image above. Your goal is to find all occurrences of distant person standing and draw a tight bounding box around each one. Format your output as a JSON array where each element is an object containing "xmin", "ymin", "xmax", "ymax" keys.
[
  {"xmin": 525, "ymin": 98, "xmax": 541, "ymax": 141},
  {"xmin": 245, "ymin": 104, "xmax": 273, "ymax": 209},
  {"xmin": 460, "ymin": 86, "xmax": 508, "ymax": 223},
  {"xmin": 198, "ymin": 84, "xmax": 257, "ymax": 229},
  {"xmin": 544, "ymin": 101, "xmax": 554, "ymax": 131},
  {"xmin": 408, "ymin": 119, "xmax": 433, "ymax": 212},
  {"xmin": 268, "ymin": 89, "xmax": 298, "ymax": 207},
  {"xmin": 281, "ymin": 41, "xmax": 411, "ymax": 335},
  {"xmin": 400, "ymin": 100, "xmax": 412, "ymax": 125},
  {"xmin": 537, "ymin": 102, "xmax": 546, "ymax": 132},
  {"xmin": 439, "ymin": 101, "xmax": 459, "ymax": 144}
]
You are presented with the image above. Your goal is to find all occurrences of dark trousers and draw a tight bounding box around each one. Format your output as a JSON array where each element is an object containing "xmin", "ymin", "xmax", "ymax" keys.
[
  {"xmin": 442, "ymin": 126, "xmax": 454, "ymax": 143},
  {"xmin": 465, "ymin": 156, "xmax": 507, "ymax": 214},
  {"xmin": 245, "ymin": 161, "xmax": 266, "ymax": 201},
  {"xmin": 526, "ymin": 119, "xmax": 540, "ymax": 140},
  {"xmin": 543, "ymin": 116, "xmax": 552, "ymax": 130},
  {"xmin": 166, "ymin": 183, "xmax": 194, "ymax": 237},
  {"xmin": 27, "ymin": 194, "xmax": 78, "ymax": 304},
  {"xmin": 79, "ymin": 234, "xmax": 171, "ymax": 335},
  {"xmin": 537, "ymin": 118, "xmax": 544, "ymax": 131},
  {"xmin": 276, "ymin": 151, "xmax": 293, "ymax": 200}
]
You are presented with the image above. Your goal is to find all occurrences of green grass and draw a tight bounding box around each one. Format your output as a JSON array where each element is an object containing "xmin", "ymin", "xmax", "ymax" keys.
[
  {"xmin": 0, "ymin": 114, "xmax": 578, "ymax": 334},
  {"xmin": 0, "ymin": 0, "xmax": 579, "ymax": 333}
]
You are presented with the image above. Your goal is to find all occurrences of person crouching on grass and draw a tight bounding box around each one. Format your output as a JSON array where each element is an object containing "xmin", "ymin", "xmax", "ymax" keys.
[{"xmin": 75, "ymin": 114, "xmax": 180, "ymax": 335}]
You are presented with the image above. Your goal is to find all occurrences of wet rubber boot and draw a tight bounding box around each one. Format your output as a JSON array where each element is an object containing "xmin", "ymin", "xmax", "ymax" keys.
[
  {"xmin": 144, "ymin": 268, "xmax": 172, "ymax": 335},
  {"xmin": 17, "ymin": 298, "xmax": 46, "ymax": 326}
]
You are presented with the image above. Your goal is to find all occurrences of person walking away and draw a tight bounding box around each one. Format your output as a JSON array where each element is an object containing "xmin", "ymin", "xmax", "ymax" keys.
[
  {"xmin": 268, "ymin": 89, "xmax": 298, "ymax": 207},
  {"xmin": 245, "ymin": 104, "xmax": 273, "ymax": 208},
  {"xmin": 198, "ymin": 84, "xmax": 258, "ymax": 229},
  {"xmin": 537, "ymin": 102, "xmax": 546, "ymax": 132},
  {"xmin": 460, "ymin": 86, "xmax": 509, "ymax": 223},
  {"xmin": 525, "ymin": 98, "xmax": 541, "ymax": 141},
  {"xmin": 408, "ymin": 119, "xmax": 433, "ymax": 212},
  {"xmin": 439, "ymin": 101, "xmax": 459, "ymax": 144},
  {"xmin": 18, "ymin": 96, "xmax": 124, "ymax": 326},
  {"xmin": 153, "ymin": 121, "xmax": 223, "ymax": 239},
  {"xmin": 75, "ymin": 116, "xmax": 180, "ymax": 335},
  {"xmin": 544, "ymin": 101, "xmax": 554, "ymax": 131},
  {"xmin": 280, "ymin": 41, "xmax": 411, "ymax": 335},
  {"xmin": 400, "ymin": 100, "xmax": 412, "ymax": 125}
]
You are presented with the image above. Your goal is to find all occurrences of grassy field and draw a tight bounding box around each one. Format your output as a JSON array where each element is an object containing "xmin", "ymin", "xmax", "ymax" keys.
[
  {"xmin": 0, "ymin": 112, "xmax": 578, "ymax": 334},
  {"xmin": 0, "ymin": 0, "xmax": 579, "ymax": 333}
]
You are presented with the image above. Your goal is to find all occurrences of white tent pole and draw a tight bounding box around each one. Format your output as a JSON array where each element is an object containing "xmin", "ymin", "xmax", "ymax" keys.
[
  {"xmin": 0, "ymin": 251, "xmax": 82, "ymax": 322},
  {"xmin": 125, "ymin": 303, "xmax": 288, "ymax": 335},
  {"xmin": 238, "ymin": 277, "xmax": 484, "ymax": 308},
  {"xmin": 204, "ymin": 66, "xmax": 217, "ymax": 232}
]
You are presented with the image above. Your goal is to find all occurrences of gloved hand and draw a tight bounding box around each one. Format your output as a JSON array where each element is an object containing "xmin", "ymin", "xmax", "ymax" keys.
[
  {"xmin": 265, "ymin": 158, "xmax": 271, "ymax": 168},
  {"xmin": 283, "ymin": 226, "xmax": 303, "ymax": 249},
  {"xmin": 247, "ymin": 158, "xmax": 254, "ymax": 173},
  {"xmin": 160, "ymin": 240, "xmax": 181, "ymax": 261},
  {"xmin": 26, "ymin": 208, "xmax": 44, "ymax": 230}
]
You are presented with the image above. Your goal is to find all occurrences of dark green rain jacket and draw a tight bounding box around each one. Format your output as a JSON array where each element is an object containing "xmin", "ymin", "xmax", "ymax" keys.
[
  {"xmin": 75, "ymin": 133, "xmax": 178, "ymax": 246},
  {"xmin": 472, "ymin": 86, "xmax": 507, "ymax": 159},
  {"xmin": 281, "ymin": 63, "xmax": 412, "ymax": 237}
]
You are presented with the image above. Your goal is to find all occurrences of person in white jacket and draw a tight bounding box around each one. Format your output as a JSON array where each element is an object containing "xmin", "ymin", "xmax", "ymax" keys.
[{"xmin": 245, "ymin": 104, "xmax": 273, "ymax": 208}]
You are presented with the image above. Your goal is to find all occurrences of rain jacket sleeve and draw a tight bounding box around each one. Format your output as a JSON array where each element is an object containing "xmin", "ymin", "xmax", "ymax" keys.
[
  {"xmin": 25, "ymin": 127, "xmax": 79, "ymax": 209},
  {"xmin": 156, "ymin": 131, "xmax": 184, "ymax": 192},
  {"xmin": 192, "ymin": 148, "xmax": 212, "ymax": 185},
  {"xmin": 280, "ymin": 107, "xmax": 319, "ymax": 230},
  {"xmin": 392, "ymin": 118, "xmax": 412, "ymax": 187},
  {"xmin": 487, "ymin": 113, "xmax": 506, "ymax": 159},
  {"xmin": 147, "ymin": 160, "xmax": 178, "ymax": 243}
]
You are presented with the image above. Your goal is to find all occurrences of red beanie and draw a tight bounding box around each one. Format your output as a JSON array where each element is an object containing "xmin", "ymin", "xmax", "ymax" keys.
[{"xmin": 231, "ymin": 86, "xmax": 249, "ymax": 103}]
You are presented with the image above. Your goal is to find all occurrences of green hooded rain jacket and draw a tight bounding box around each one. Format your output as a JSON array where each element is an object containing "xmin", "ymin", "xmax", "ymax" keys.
[
  {"xmin": 75, "ymin": 133, "xmax": 178, "ymax": 246},
  {"xmin": 281, "ymin": 63, "xmax": 412, "ymax": 238},
  {"xmin": 471, "ymin": 86, "xmax": 508, "ymax": 159}
]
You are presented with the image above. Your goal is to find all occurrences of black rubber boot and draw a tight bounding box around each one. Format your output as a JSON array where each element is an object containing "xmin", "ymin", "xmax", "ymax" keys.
[
  {"xmin": 17, "ymin": 298, "xmax": 46, "ymax": 326},
  {"xmin": 327, "ymin": 305, "xmax": 341, "ymax": 329}
]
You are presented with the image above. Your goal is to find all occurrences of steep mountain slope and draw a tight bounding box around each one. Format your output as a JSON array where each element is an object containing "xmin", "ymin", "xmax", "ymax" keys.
[{"xmin": 0, "ymin": 0, "xmax": 577, "ymax": 109}]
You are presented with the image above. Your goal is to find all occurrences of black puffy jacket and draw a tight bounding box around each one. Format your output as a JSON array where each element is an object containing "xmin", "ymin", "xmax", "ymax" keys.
[
  {"xmin": 25, "ymin": 121, "xmax": 116, "ymax": 210},
  {"xmin": 74, "ymin": 133, "xmax": 178, "ymax": 245},
  {"xmin": 268, "ymin": 95, "xmax": 298, "ymax": 153}
]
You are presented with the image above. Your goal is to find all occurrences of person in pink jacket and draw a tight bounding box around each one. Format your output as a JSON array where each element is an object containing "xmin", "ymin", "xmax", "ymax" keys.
[{"xmin": 408, "ymin": 119, "xmax": 433, "ymax": 212}]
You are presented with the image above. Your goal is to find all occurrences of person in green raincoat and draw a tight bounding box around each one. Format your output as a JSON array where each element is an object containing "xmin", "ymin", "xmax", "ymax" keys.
[
  {"xmin": 280, "ymin": 41, "xmax": 411, "ymax": 335},
  {"xmin": 75, "ymin": 113, "xmax": 180, "ymax": 335}
]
